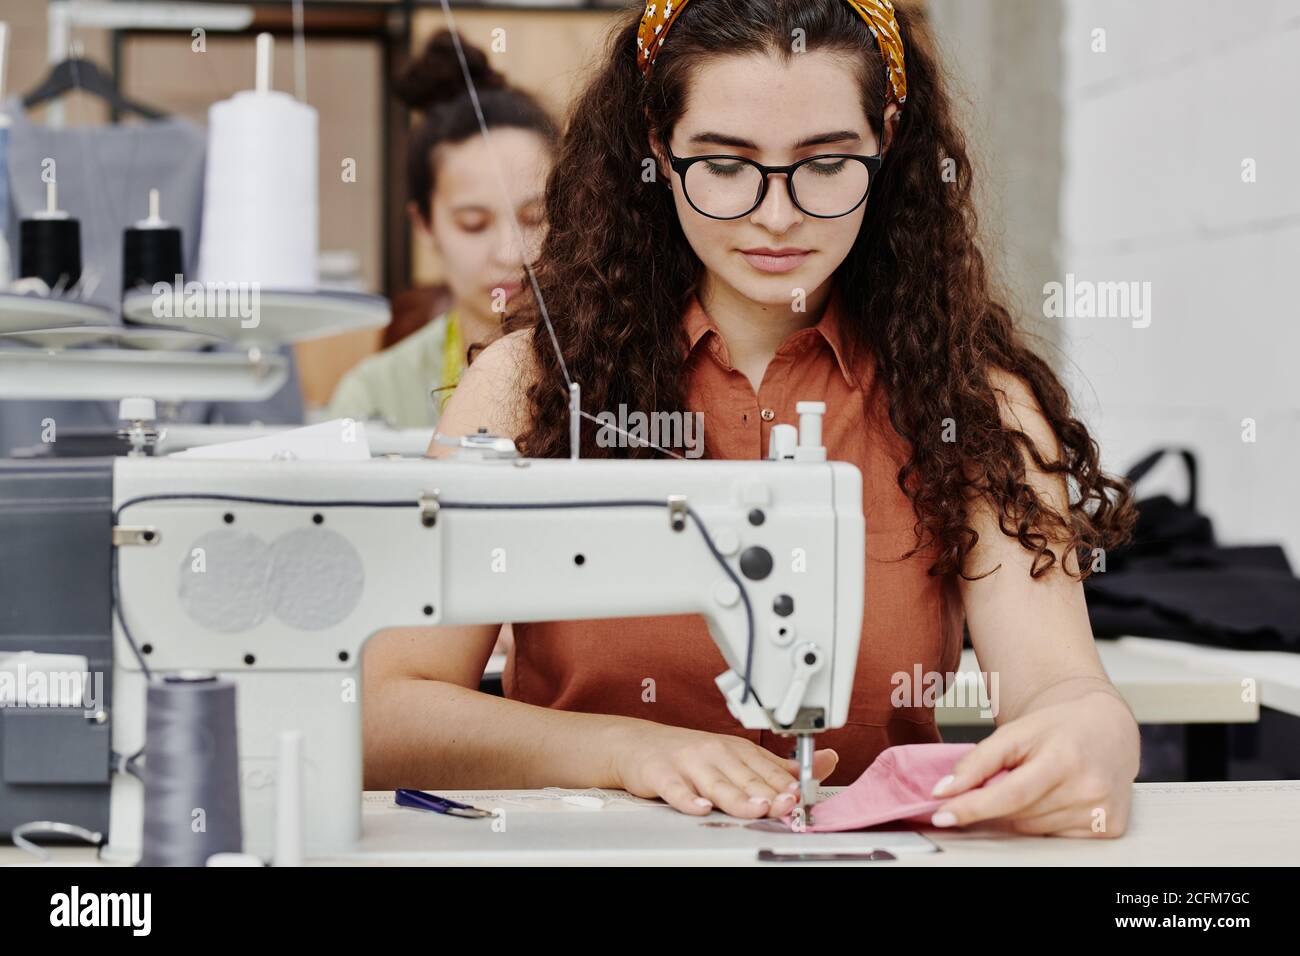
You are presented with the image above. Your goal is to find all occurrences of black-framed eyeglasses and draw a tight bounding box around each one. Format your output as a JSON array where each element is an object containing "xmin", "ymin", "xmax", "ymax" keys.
[{"xmin": 666, "ymin": 143, "xmax": 882, "ymax": 220}]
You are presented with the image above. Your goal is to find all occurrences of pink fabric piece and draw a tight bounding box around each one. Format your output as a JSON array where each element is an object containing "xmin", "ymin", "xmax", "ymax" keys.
[{"xmin": 787, "ymin": 743, "xmax": 1008, "ymax": 832}]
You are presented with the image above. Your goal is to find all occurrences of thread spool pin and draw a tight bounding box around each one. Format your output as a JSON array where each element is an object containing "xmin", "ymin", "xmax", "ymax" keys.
[{"xmin": 256, "ymin": 33, "xmax": 273, "ymax": 94}]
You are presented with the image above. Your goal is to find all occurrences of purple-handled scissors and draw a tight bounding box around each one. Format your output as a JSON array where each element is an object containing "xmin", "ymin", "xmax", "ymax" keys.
[{"xmin": 394, "ymin": 788, "xmax": 493, "ymax": 819}]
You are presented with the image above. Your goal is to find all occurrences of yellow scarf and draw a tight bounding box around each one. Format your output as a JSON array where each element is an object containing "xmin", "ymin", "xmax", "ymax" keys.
[
  {"xmin": 438, "ymin": 309, "xmax": 467, "ymax": 411},
  {"xmin": 637, "ymin": 0, "xmax": 907, "ymax": 107}
]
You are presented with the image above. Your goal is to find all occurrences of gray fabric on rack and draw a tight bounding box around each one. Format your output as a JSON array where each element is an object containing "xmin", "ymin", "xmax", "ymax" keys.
[
  {"xmin": 0, "ymin": 96, "xmax": 303, "ymax": 453},
  {"xmin": 2, "ymin": 94, "xmax": 204, "ymax": 308}
]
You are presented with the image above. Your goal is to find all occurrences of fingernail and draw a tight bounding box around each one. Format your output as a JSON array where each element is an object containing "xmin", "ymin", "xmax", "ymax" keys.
[
  {"xmin": 931, "ymin": 774, "xmax": 954, "ymax": 797},
  {"xmin": 774, "ymin": 793, "xmax": 795, "ymax": 806},
  {"xmin": 931, "ymin": 811, "xmax": 957, "ymax": 828},
  {"xmin": 749, "ymin": 796, "xmax": 770, "ymax": 808},
  {"xmin": 786, "ymin": 781, "xmax": 801, "ymax": 793},
  {"xmin": 694, "ymin": 798, "xmax": 712, "ymax": 810}
]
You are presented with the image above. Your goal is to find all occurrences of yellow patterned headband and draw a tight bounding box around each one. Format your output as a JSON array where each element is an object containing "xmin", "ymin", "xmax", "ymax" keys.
[{"xmin": 636, "ymin": 0, "xmax": 907, "ymax": 106}]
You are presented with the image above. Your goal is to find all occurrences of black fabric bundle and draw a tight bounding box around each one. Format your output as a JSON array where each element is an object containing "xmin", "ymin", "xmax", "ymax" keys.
[{"xmin": 1085, "ymin": 448, "xmax": 1300, "ymax": 652}]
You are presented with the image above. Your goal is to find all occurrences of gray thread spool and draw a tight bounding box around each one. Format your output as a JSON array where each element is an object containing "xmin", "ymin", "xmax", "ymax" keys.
[{"xmin": 139, "ymin": 671, "xmax": 243, "ymax": 867}]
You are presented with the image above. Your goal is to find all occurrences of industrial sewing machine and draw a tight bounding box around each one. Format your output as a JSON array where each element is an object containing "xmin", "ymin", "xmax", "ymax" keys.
[{"xmin": 1, "ymin": 405, "xmax": 864, "ymax": 861}]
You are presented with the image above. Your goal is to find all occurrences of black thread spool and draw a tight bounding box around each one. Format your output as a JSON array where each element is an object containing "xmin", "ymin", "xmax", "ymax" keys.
[
  {"xmin": 122, "ymin": 188, "xmax": 184, "ymax": 296},
  {"xmin": 139, "ymin": 671, "xmax": 244, "ymax": 867},
  {"xmin": 19, "ymin": 181, "xmax": 81, "ymax": 291}
]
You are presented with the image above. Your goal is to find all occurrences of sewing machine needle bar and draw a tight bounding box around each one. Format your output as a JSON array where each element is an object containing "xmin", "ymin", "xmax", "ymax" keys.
[{"xmin": 797, "ymin": 734, "xmax": 816, "ymax": 826}]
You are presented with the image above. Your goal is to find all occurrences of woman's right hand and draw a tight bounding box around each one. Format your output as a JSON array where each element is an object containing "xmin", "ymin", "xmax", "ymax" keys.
[{"xmin": 604, "ymin": 720, "xmax": 839, "ymax": 819}]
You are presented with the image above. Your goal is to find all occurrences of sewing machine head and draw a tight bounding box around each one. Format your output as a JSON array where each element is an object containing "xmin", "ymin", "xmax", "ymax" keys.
[{"xmin": 101, "ymin": 412, "xmax": 863, "ymax": 858}]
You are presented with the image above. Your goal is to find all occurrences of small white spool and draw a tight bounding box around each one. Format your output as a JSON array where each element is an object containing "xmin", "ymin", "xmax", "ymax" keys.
[{"xmin": 274, "ymin": 729, "xmax": 303, "ymax": 866}]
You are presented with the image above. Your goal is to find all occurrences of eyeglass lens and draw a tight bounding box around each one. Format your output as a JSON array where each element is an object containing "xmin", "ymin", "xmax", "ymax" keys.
[{"xmin": 682, "ymin": 156, "xmax": 871, "ymax": 218}]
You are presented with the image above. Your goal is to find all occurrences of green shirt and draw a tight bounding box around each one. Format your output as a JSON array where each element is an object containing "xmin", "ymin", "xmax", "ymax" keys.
[{"xmin": 326, "ymin": 312, "xmax": 464, "ymax": 429}]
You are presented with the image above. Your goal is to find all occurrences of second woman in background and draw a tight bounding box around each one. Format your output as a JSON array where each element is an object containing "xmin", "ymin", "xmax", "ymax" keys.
[{"xmin": 328, "ymin": 31, "xmax": 558, "ymax": 428}]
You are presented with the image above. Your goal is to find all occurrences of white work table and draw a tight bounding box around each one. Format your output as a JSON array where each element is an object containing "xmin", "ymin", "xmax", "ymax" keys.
[
  {"xmin": 937, "ymin": 638, "xmax": 1261, "ymax": 726},
  {"xmin": 1111, "ymin": 636, "xmax": 1300, "ymax": 719},
  {"xmin": 5, "ymin": 638, "xmax": 1292, "ymax": 867},
  {"xmin": 4, "ymin": 781, "xmax": 1297, "ymax": 867}
]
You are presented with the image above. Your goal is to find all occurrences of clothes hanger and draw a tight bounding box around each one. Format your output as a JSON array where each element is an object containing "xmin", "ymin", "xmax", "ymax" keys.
[{"xmin": 22, "ymin": 57, "xmax": 165, "ymax": 121}]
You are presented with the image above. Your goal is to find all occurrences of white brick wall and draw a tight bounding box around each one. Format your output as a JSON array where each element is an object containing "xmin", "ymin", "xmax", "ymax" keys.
[{"xmin": 1060, "ymin": 0, "xmax": 1300, "ymax": 563}]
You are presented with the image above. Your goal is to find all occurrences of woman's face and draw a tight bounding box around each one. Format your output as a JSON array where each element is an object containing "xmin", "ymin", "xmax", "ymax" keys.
[
  {"xmin": 424, "ymin": 127, "xmax": 552, "ymax": 321},
  {"xmin": 655, "ymin": 50, "xmax": 888, "ymax": 309}
]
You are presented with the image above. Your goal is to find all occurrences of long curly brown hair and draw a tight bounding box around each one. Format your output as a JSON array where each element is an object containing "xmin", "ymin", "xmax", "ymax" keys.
[{"xmin": 500, "ymin": 0, "xmax": 1135, "ymax": 580}]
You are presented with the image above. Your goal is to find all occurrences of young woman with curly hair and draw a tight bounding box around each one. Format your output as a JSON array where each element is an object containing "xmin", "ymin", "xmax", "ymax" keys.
[{"xmin": 365, "ymin": 0, "xmax": 1141, "ymax": 838}]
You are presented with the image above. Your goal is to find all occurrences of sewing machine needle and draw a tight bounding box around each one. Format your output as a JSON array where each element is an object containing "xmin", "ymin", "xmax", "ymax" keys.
[{"xmin": 796, "ymin": 734, "xmax": 817, "ymax": 828}]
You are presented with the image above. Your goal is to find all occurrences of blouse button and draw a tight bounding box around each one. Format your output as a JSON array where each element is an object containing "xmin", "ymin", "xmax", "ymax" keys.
[{"xmin": 760, "ymin": 408, "xmax": 775, "ymax": 422}]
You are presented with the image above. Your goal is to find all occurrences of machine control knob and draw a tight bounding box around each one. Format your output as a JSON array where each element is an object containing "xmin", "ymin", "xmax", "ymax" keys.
[{"xmin": 739, "ymin": 546, "xmax": 773, "ymax": 581}]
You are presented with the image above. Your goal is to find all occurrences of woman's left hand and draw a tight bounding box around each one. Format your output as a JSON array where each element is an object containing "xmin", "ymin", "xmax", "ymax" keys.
[{"xmin": 929, "ymin": 689, "xmax": 1140, "ymax": 837}]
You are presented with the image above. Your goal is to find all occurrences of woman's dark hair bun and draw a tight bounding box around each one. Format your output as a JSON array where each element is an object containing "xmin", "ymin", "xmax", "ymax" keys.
[{"xmin": 394, "ymin": 29, "xmax": 508, "ymax": 113}]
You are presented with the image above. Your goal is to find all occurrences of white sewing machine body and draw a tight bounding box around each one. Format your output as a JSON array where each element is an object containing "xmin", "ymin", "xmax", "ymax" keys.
[{"xmin": 107, "ymin": 445, "xmax": 865, "ymax": 860}]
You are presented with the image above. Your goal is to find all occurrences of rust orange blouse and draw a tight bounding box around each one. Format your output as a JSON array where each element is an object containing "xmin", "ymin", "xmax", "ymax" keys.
[{"xmin": 505, "ymin": 287, "xmax": 966, "ymax": 785}]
